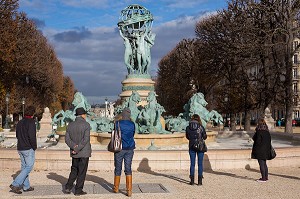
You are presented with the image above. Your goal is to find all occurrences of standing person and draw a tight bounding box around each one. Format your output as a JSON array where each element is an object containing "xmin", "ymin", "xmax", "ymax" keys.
[
  {"xmin": 277, "ymin": 119, "xmax": 281, "ymax": 128},
  {"xmin": 64, "ymin": 107, "xmax": 91, "ymax": 196},
  {"xmin": 113, "ymin": 107, "xmax": 135, "ymax": 197},
  {"xmin": 251, "ymin": 118, "xmax": 272, "ymax": 182},
  {"xmin": 292, "ymin": 119, "xmax": 296, "ymax": 128},
  {"xmin": 9, "ymin": 106, "xmax": 37, "ymax": 194},
  {"xmin": 185, "ymin": 114, "xmax": 207, "ymax": 186}
]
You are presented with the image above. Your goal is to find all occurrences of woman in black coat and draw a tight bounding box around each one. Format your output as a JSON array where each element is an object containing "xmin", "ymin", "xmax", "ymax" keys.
[
  {"xmin": 186, "ymin": 114, "xmax": 207, "ymax": 186},
  {"xmin": 251, "ymin": 118, "xmax": 271, "ymax": 182}
]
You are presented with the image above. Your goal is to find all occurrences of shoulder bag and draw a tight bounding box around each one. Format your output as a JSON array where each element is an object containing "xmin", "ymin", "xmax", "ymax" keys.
[
  {"xmin": 270, "ymin": 145, "xmax": 276, "ymax": 160},
  {"xmin": 192, "ymin": 126, "xmax": 207, "ymax": 152},
  {"xmin": 107, "ymin": 121, "xmax": 122, "ymax": 152}
]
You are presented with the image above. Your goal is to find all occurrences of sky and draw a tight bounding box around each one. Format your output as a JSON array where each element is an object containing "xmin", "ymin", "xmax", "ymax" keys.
[{"xmin": 18, "ymin": 0, "xmax": 228, "ymax": 104}]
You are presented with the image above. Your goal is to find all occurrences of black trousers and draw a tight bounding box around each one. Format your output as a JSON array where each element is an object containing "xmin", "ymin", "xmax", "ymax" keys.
[
  {"xmin": 258, "ymin": 159, "xmax": 268, "ymax": 180},
  {"xmin": 66, "ymin": 157, "xmax": 89, "ymax": 193}
]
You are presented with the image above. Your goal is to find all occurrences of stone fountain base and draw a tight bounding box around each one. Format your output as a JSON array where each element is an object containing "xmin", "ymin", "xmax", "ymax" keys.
[{"xmin": 56, "ymin": 131, "xmax": 218, "ymax": 147}]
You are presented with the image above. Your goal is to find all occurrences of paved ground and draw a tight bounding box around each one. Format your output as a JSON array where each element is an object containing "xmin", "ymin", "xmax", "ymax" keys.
[
  {"xmin": 1, "ymin": 126, "xmax": 300, "ymax": 198},
  {"xmin": 1, "ymin": 167, "xmax": 300, "ymax": 199}
]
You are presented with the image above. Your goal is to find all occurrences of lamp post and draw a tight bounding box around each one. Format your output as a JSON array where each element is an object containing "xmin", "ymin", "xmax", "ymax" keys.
[
  {"xmin": 105, "ymin": 97, "xmax": 108, "ymax": 117},
  {"xmin": 4, "ymin": 93, "xmax": 10, "ymax": 129},
  {"xmin": 224, "ymin": 96, "xmax": 228, "ymax": 128},
  {"xmin": 22, "ymin": 97, "xmax": 25, "ymax": 117}
]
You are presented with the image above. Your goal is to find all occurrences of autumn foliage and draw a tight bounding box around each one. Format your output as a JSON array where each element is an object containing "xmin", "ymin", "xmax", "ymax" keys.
[{"xmin": 0, "ymin": 0, "xmax": 75, "ymax": 119}]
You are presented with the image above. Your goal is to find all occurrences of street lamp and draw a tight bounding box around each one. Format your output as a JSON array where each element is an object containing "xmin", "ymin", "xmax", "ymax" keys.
[
  {"xmin": 224, "ymin": 95, "xmax": 228, "ymax": 128},
  {"xmin": 22, "ymin": 97, "xmax": 25, "ymax": 117},
  {"xmin": 4, "ymin": 93, "xmax": 10, "ymax": 129},
  {"xmin": 105, "ymin": 97, "xmax": 108, "ymax": 117}
]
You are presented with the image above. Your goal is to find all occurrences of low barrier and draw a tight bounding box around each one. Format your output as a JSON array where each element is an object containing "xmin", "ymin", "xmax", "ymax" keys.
[{"xmin": 1, "ymin": 147, "xmax": 299, "ymax": 171}]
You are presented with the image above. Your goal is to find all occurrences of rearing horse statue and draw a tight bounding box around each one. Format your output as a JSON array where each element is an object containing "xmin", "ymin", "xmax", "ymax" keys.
[{"xmin": 183, "ymin": 92, "xmax": 223, "ymax": 128}]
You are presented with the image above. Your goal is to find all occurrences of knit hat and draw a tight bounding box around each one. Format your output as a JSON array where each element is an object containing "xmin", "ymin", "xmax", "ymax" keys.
[{"xmin": 121, "ymin": 107, "xmax": 131, "ymax": 120}]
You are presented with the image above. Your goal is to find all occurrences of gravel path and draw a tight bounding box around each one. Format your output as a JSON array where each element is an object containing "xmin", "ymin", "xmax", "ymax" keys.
[{"xmin": 1, "ymin": 166, "xmax": 299, "ymax": 199}]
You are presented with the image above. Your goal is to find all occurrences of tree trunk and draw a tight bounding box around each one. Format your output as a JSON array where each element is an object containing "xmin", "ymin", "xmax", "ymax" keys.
[
  {"xmin": 230, "ymin": 114, "xmax": 236, "ymax": 131},
  {"xmin": 284, "ymin": 14, "xmax": 294, "ymax": 134},
  {"xmin": 244, "ymin": 110, "xmax": 251, "ymax": 131}
]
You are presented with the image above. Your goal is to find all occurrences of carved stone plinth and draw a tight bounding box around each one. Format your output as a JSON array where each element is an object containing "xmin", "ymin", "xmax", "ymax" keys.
[
  {"xmin": 119, "ymin": 75, "xmax": 155, "ymax": 105},
  {"xmin": 38, "ymin": 107, "xmax": 53, "ymax": 138}
]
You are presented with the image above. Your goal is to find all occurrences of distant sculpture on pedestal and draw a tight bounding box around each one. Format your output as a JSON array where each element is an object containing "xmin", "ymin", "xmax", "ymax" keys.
[
  {"xmin": 38, "ymin": 107, "xmax": 53, "ymax": 137},
  {"xmin": 264, "ymin": 107, "xmax": 275, "ymax": 131},
  {"xmin": 118, "ymin": 4, "xmax": 155, "ymax": 75},
  {"xmin": 118, "ymin": 4, "xmax": 156, "ymax": 102}
]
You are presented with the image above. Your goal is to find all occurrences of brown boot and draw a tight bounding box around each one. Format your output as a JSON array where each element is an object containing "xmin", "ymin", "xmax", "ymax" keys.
[
  {"xmin": 126, "ymin": 175, "xmax": 132, "ymax": 197},
  {"xmin": 113, "ymin": 176, "xmax": 121, "ymax": 193}
]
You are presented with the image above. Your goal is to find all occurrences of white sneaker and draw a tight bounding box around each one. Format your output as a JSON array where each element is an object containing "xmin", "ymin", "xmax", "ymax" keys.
[{"xmin": 256, "ymin": 178, "xmax": 267, "ymax": 182}]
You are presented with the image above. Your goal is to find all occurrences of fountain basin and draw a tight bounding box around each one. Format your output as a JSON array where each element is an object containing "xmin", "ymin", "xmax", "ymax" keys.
[{"xmin": 56, "ymin": 131, "xmax": 218, "ymax": 147}]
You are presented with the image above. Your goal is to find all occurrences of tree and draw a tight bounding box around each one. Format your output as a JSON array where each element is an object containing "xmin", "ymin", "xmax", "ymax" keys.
[{"xmin": 0, "ymin": 1, "xmax": 74, "ymax": 119}]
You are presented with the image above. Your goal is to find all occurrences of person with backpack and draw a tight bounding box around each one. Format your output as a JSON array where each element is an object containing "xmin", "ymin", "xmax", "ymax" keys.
[{"xmin": 185, "ymin": 114, "xmax": 207, "ymax": 185}]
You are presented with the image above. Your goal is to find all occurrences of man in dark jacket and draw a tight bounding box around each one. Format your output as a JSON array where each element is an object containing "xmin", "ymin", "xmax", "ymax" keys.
[
  {"xmin": 10, "ymin": 106, "xmax": 37, "ymax": 194},
  {"xmin": 65, "ymin": 107, "xmax": 91, "ymax": 196}
]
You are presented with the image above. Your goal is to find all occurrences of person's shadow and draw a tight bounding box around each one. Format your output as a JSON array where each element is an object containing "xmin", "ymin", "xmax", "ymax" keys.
[
  {"xmin": 85, "ymin": 174, "xmax": 114, "ymax": 193},
  {"xmin": 46, "ymin": 172, "xmax": 68, "ymax": 193},
  {"xmin": 11, "ymin": 170, "xmax": 21, "ymax": 179},
  {"xmin": 245, "ymin": 164, "xmax": 300, "ymax": 180},
  {"xmin": 137, "ymin": 158, "xmax": 190, "ymax": 184},
  {"xmin": 204, "ymin": 154, "xmax": 256, "ymax": 181},
  {"xmin": 46, "ymin": 172, "xmax": 115, "ymax": 194}
]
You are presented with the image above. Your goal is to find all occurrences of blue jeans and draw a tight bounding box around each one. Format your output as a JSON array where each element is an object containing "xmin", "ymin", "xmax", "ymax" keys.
[
  {"xmin": 114, "ymin": 149, "xmax": 134, "ymax": 176},
  {"xmin": 189, "ymin": 149, "xmax": 204, "ymax": 176},
  {"xmin": 12, "ymin": 149, "xmax": 35, "ymax": 190}
]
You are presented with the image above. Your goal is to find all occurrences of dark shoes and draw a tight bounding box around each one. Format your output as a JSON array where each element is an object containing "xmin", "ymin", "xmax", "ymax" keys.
[
  {"xmin": 189, "ymin": 175, "xmax": 194, "ymax": 185},
  {"xmin": 24, "ymin": 187, "xmax": 34, "ymax": 192},
  {"xmin": 9, "ymin": 184, "xmax": 22, "ymax": 194},
  {"xmin": 64, "ymin": 188, "xmax": 72, "ymax": 194},
  {"xmin": 75, "ymin": 191, "xmax": 87, "ymax": 196},
  {"xmin": 198, "ymin": 175, "xmax": 203, "ymax": 186}
]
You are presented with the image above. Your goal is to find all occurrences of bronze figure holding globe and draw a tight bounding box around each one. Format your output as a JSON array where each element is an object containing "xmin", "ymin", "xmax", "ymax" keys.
[{"xmin": 118, "ymin": 4, "xmax": 156, "ymax": 76}]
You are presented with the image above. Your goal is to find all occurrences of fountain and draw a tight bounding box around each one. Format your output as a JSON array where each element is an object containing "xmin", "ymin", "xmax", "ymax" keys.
[
  {"xmin": 1, "ymin": 4, "xmax": 299, "ymax": 173},
  {"xmin": 51, "ymin": 4, "xmax": 223, "ymax": 148}
]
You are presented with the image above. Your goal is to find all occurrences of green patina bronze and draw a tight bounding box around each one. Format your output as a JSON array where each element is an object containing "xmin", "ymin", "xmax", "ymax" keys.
[
  {"xmin": 52, "ymin": 92, "xmax": 114, "ymax": 133},
  {"xmin": 166, "ymin": 92, "xmax": 224, "ymax": 131},
  {"xmin": 118, "ymin": 4, "xmax": 156, "ymax": 75}
]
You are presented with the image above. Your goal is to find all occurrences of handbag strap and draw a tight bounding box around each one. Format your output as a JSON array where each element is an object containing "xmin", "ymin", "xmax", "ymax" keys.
[
  {"xmin": 118, "ymin": 121, "xmax": 121, "ymax": 132},
  {"xmin": 116, "ymin": 121, "xmax": 121, "ymax": 138}
]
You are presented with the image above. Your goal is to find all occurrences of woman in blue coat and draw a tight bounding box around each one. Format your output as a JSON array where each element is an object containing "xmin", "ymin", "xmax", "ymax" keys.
[
  {"xmin": 112, "ymin": 107, "xmax": 135, "ymax": 197},
  {"xmin": 186, "ymin": 114, "xmax": 207, "ymax": 185},
  {"xmin": 251, "ymin": 118, "xmax": 272, "ymax": 182}
]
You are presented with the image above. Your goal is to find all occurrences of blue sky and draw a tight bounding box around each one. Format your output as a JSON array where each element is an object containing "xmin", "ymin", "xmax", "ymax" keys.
[{"xmin": 18, "ymin": 0, "xmax": 227, "ymax": 104}]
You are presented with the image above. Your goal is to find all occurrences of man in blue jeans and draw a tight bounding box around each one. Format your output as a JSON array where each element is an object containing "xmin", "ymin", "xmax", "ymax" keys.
[{"xmin": 10, "ymin": 106, "xmax": 37, "ymax": 194}]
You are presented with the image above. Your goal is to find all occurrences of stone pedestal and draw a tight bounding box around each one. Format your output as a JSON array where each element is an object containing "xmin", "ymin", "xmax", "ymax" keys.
[
  {"xmin": 38, "ymin": 107, "xmax": 53, "ymax": 138},
  {"xmin": 119, "ymin": 75, "xmax": 155, "ymax": 105}
]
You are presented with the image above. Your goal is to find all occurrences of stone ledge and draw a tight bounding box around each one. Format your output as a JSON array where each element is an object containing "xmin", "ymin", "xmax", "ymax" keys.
[{"xmin": 1, "ymin": 147, "xmax": 299, "ymax": 171}]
